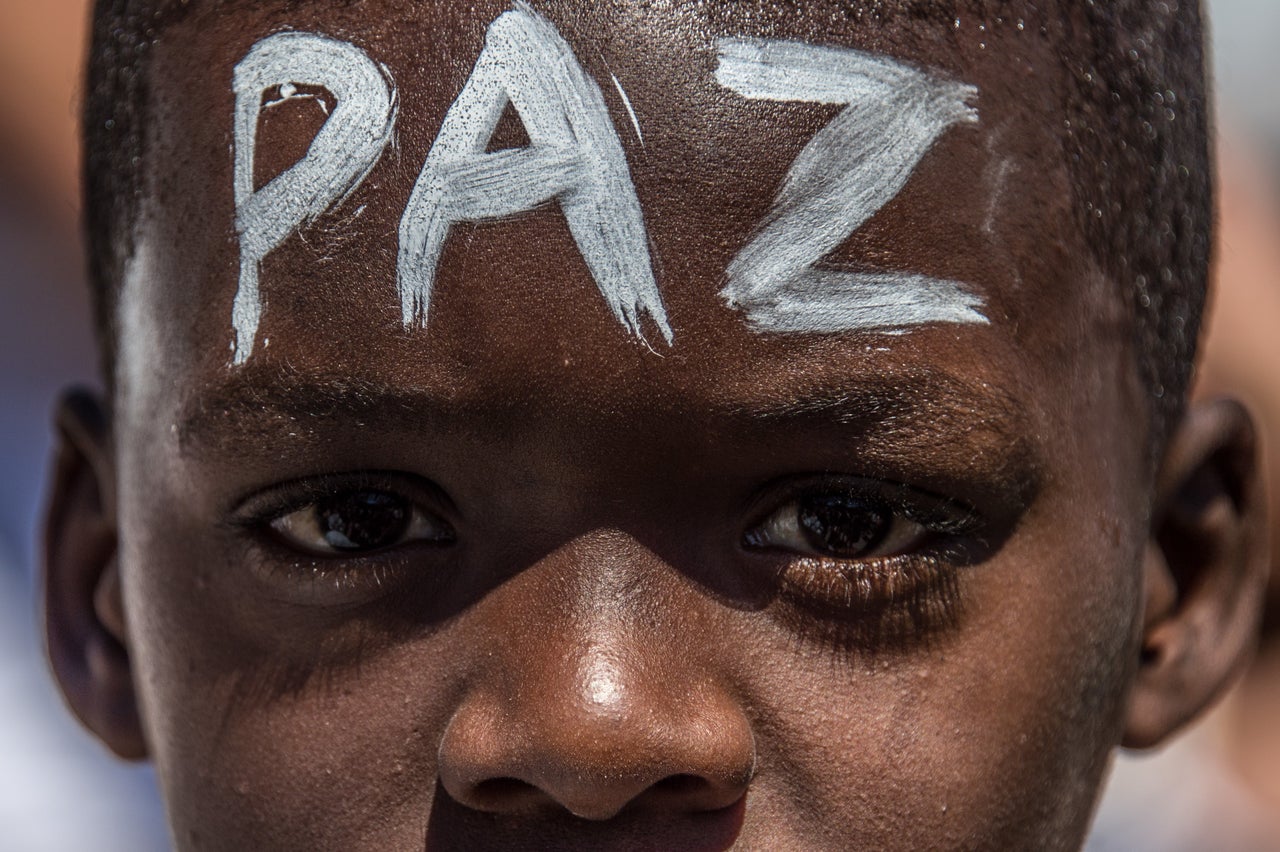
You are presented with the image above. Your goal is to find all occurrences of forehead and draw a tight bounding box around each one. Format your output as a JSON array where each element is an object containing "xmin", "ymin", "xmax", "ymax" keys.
[{"xmin": 121, "ymin": 0, "xmax": 1120, "ymax": 447}]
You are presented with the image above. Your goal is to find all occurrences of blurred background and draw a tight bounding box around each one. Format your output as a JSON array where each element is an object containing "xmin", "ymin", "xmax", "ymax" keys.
[
  {"xmin": 0, "ymin": 2, "xmax": 1276, "ymax": 849},
  {"xmin": 0, "ymin": 3, "xmax": 170, "ymax": 850}
]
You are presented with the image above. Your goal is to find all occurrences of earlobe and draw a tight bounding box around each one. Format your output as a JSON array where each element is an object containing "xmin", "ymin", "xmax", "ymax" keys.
[
  {"xmin": 42, "ymin": 388, "xmax": 147, "ymax": 760},
  {"xmin": 1123, "ymin": 397, "xmax": 1269, "ymax": 748}
]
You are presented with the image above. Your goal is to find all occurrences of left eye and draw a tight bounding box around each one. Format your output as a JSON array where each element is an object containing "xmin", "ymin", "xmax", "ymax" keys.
[
  {"xmin": 745, "ymin": 491, "xmax": 930, "ymax": 559},
  {"xmin": 269, "ymin": 490, "xmax": 455, "ymax": 555}
]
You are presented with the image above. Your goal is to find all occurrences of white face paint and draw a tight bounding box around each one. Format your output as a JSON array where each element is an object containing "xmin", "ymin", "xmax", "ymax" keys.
[
  {"xmin": 231, "ymin": 32, "xmax": 396, "ymax": 364},
  {"xmin": 397, "ymin": 2, "xmax": 671, "ymax": 345},
  {"xmin": 609, "ymin": 73, "xmax": 645, "ymax": 147},
  {"xmin": 716, "ymin": 38, "xmax": 988, "ymax": 334}
]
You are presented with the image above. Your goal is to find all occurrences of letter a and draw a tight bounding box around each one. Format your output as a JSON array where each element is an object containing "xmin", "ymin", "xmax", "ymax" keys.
[{"xmin": 398, "ymin": 2, "xmax": 672, "ymax": 345}]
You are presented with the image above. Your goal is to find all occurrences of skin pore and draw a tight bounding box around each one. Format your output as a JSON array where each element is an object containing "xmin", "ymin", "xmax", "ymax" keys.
[{"xmin": 43, "ymin": 1, "xmax": 1267, "ymax": 850}]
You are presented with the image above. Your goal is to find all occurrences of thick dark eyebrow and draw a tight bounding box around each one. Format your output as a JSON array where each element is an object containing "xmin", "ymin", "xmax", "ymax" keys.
[
  {"xmin": 719, "ymin": 366, "xmax": 1023, "ymax": 430},
  {"xmin": 738, "ymin": 370, "xmax": 1042, "ymax": 510},
  {"xmin": 726, "ymin": 367, "xmax": 1034, "ymax": 464},
  {"xmin": 175, "ymin": 364, "xmax": 470, "ymax": 457}
]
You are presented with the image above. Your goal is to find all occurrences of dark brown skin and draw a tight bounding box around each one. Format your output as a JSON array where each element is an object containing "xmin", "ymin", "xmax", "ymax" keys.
[{"xmin": 43, "ymin": 2, "xmax": 1268, "ymax": 850}]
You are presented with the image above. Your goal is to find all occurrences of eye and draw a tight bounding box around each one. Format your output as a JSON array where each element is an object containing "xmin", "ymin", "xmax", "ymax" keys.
[
  {"xmin": 744, "ymin": 489, "xmax": 936, "ymax": 559},
  {"xmin": 742, "ymin": 482, "xmax": 982, "ymax": 646},
  {"xmin": 269, "ymin": 489, "xmax": 455, "ymax": 556}
]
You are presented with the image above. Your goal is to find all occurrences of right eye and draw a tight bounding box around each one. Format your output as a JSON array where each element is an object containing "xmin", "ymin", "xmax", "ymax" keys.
[
  {"xmin": 745, "ymin": 491, "xmax": 931, "ymax": 560},
  {"xmin": 269, "ymin": 489, "xmax": 455, "ymax": 556}
]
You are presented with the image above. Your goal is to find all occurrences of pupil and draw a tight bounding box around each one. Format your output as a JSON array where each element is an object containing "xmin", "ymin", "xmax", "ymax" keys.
[
  {"xmin": 798, "ymin": 494, "xmax": 890, "ymax": 556},
  {"xmin": 316, "ymin": 491, "xmax": 409, "ymax": 551}
]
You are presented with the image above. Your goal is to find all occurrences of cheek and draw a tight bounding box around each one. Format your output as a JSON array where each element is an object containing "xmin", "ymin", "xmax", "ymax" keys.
[
  {"xmin": 162, "ymin": 659, "xmax": 449, "ymax": 851},
  {"xmin": 117, "ymin": 488, "xmax": 463, "ymax": 850},
  {"xmin": 127, "ymin": 605, "xmax": 465, "ymax": 849},
  {"xmin": 734, "ymin": 494, "xmax": 1142, "ymax": 850}
]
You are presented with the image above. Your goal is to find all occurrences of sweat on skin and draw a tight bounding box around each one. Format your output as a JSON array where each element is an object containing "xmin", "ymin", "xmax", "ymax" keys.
[{"xmin": 229, "ymin": 2, "xmax": 989, "ymax": 363}]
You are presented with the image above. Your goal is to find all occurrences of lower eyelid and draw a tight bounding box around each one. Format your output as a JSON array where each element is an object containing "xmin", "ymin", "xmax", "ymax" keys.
[
  {"xmin": 242, "ymin": 539, "xmax": 453, "ymax": 608},
  {"xmin": 780, "ymin": 554, "xmax": 947, "ymax": 606},
  {"xmin": 773, "ymin": 554, "xmax": 965, "ymax": 648}
]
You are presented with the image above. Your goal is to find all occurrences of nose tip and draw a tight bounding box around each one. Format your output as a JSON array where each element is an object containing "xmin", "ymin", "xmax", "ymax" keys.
[{"xmin": 437, "ymin": 681, "xmax": 756, "ymax": 821}]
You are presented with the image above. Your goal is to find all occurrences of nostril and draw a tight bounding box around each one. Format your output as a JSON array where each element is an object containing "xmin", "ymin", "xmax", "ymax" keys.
[
  {"xmin": 651, "ymin": 774, "xmax": 704, "ymax": 796},
  {"xmin": 473, "ymin": 777, "xmax": 530, "ymax": 797},
  {"xmin": 468, "ymin": 777, "xmax": 543, "ymax": 812},
  {"xmin": 644, "ymin": 773, "xmax": 746, "ymax": 813}
]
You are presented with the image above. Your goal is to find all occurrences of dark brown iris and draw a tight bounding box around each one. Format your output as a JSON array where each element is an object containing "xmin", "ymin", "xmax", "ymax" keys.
[
  {"xmin": 316, "ymin": 491, "xmax": 410, "ymax": 552},
  {"xmin": 797, "ymin": 494, "xmax": 891, "ymax": 556}
]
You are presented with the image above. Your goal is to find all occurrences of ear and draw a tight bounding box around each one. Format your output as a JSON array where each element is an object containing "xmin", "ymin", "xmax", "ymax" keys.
[
  {"xmin": 42, "ymin": 388, "xmax": 147, "ymax": 760},
  {"xmin": 1123, "ymin": 397, "xmax": 1269, "ymax": 748}
]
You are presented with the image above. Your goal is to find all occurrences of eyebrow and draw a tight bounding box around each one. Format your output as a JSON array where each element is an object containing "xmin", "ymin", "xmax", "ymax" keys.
[
  {"xmin": 175, "ymin": 365, "xmax": 465, "ymax": 457},
  {"xmin": 730, "ymin": 371, "xmax": 1016, "ymax": 424},
  {"xmin": 719, "ymin": 366, "xmax": 1031, "ymax": 456},
  {"xmin": 723, "ymin": 368, "xmax": 1041, "ymax": 510}
]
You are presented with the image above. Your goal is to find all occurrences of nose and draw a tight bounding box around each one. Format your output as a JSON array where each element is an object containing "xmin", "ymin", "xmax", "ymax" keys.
[
  {"xmin": 436, "ymin": 538, "xmax": 756, "ymax": 821},
  {"xmin": 438, "ymin": 650, "xmax": 755, "ymax": 820}
]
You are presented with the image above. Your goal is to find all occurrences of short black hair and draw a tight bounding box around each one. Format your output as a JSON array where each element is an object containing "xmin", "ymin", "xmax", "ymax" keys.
[
  {"xmin": 1059, "ymin": 0, "xmax": 1212, "ymax": 445},
  {"xmin": 83, "ymin": 0, "xmax": 1211, "ymax": 441}
]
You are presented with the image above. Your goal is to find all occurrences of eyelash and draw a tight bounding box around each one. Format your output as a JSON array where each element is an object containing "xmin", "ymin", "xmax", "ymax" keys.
[
  {"xmin": 741, "ymin": 478, "xmax": 980, "ymax": 647},
  {"xmin": 230, "ymin": 472, "xmax": 457, "ymax": 602}
]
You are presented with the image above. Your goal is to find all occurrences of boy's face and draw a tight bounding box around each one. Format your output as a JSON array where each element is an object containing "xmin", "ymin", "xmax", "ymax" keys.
[{"xmin": 48, "ymin": 2, "xmax": 1262, "ymax": 850}]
